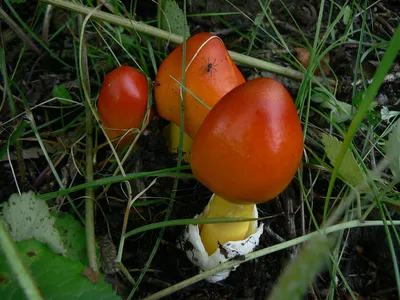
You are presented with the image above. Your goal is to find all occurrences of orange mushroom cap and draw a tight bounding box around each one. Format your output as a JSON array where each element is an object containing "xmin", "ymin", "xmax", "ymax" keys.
[
  {"xmin": 191, "ymin": 77, "xmax": 304, "ymax": 204},
  {"xmin": 154, "ymin": 32, "xmax": 245, "ymax": 139}
]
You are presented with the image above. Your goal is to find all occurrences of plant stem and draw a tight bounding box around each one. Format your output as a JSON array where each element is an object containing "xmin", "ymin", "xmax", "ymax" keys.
[
  {"xmin": 84, "ymin": 103, "xmax": 98, "ymax": 273},
  {"xmin": 41, "ymin": 0, "xmax": 334, "ymax": 85},
  {"xmin": 0, "ymin": 220, "xmax": 44, "ymax": 300},
  {"xmin": 42, "ymin": 0, "xmax": 182, "ymax": 42},
  {"xmin": 78, "ymin": 13, "xmax": 99, "ymax": 273}
]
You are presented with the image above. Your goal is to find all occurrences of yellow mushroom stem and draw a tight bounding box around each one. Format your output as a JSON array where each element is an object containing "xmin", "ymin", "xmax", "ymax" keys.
[
  {"xmin": 163, "ymin": 122, "xmax": 193, "ymax": 163},
  {"xmin": 199, "ymin": 194, "xmax": 256, "ymax": 255}
]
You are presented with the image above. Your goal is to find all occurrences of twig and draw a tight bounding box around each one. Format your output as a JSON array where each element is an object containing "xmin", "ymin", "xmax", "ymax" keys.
[
  {"xmin": 42, "ymin": 4, "xmax": 53, "ymax": 45},
  {"xmin": 40, "ymin": 0, "xmax": 335, "ymax": 85},
  {"xmin": 264, "ymin": 224, "xmax": 285, "ymax": 243},
  {"xmin": 281, "ymin": 186, "xmax": 298, "ymax": 259}
]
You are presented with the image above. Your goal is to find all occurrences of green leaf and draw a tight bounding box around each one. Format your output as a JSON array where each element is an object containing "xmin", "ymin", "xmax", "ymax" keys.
[
  {"xmin": 321, "ymin": 133, "xmax": 366, "ymax": 187},
  {"xmin": 254, "ymin": 13, "xmax": 264, "ymax": 27},
  {"xmin": 387, "ymin": 118, "xmax": 400, "ymax": 179},
  {"xmin": 310, "ymin": 87, "xmax": 329, "ymax": 103},
  {"xmin": 0, "ymin": 239, "xmax": 119, "ymax": 300},
  {"xmin": 311, "ymin": 88, "xmax": 353, "ymax": 123},
  {"xmin": 381, "ymin": 106, "xmax": 400, "ymax": 123},
  {"xmin": 53, "ymin": 84, "xmax": 73, "ymax": 105},
  {"xmin": 161, "ymin": 0, "xmax": 190, "ymax": 37},
  {"xmin": 342, "ymin": 5, "xmax": 353, "ymax": 26},
  {"xmin": 51, "ymin": 211, "xmax": 87, "ymax": 264},
  {"xmin": 311, "ymin": 88, "xmax": 378, "ymax": 124},
  {"xmin": 267, "ymin": 233, "xmax": 334, "ymax": 300},
  {"xmin": 3, "ymin": 192, "xmax": 65, "ymax": 256},
  {"xmin": 321, "ymin": 99, "xmax": 353, "ymax": 123},
  {"xmin": 9, "ymin": 0, "xmax": 25, "ymax": 3}
]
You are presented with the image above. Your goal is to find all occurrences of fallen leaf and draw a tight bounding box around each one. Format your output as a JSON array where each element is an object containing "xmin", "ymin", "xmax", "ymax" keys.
[{"xmin": 293, "ymin": 47, "xmax": 330, "ymax": 76}]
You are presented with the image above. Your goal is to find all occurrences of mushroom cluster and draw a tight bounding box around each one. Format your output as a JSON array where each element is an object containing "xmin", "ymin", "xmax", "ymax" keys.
[
  {"xmin": 97, "ymin": 33, "xmax": 304, "ymax": 283},
  {"xmin": 155, "ymin": 33, "xmax": 304, "ymax": 281}
]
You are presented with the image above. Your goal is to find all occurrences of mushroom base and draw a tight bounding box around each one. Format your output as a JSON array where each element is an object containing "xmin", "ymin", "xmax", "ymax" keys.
[{"xmin": 177, "ymin": 195, "xmax": 264, "ymax": 283}]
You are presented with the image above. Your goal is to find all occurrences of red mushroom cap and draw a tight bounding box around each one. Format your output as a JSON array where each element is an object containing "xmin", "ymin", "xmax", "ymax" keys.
[
  {"xmin": 98, "ymin": 66, "xmax": 149, "ymax": 143},
  {"xmin": 191, "ymin": 77, "xmax": 303, "ymax": 204}
]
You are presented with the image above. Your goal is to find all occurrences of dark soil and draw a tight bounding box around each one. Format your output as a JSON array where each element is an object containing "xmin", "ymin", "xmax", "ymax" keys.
[{"xmin": 1, "ymin": 0, "xmax": 400, "ymax": 299}]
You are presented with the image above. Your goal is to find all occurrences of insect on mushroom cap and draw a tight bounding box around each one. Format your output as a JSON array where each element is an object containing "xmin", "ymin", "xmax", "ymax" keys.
[{"xmin": 154, "ymin": 32, "xmax": 245, "ymax": 139}]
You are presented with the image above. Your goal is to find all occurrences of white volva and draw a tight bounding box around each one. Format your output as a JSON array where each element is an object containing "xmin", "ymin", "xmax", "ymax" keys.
[{"xmin": 177, "ymin": 195, "xmax": 264, "ymax": 282}]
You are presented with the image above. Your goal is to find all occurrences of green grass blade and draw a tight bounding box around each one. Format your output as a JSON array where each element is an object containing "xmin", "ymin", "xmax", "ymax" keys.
[
  {"xmin": 124, "ymin": 217, "xmax": 263, "ymax": 238},
  {"xmin": 38, "ymin": 166, "xmax": 192, "ymax": 201}
]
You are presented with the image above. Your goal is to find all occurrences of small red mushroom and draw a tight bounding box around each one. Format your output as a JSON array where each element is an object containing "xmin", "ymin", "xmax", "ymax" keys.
[{"xmin": 98, "ymin": 66, "xmax": 151, "ymax": 144}]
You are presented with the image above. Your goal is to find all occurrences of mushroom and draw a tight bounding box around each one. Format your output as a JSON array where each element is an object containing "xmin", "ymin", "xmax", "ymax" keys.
[
  {"xmin": 154, "ymin": 32, "xmax": 245, "ymax": 160},
  {"xmin": 154, "ymin": 32, "xmax": 245, "ymax": 139},
  {"xmin": 179, "ymin": 77, "xmax": 304, "ymax": 281},
  {"xmin": 98, "ymin": 66, "xmax": 151, "ymax": 145}
]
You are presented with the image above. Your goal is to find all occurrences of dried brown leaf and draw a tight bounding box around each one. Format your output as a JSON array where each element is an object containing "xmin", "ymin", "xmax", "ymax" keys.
[{"xmin": 293, "ymin": 47, "xmax": 330, "ymax": 76}]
